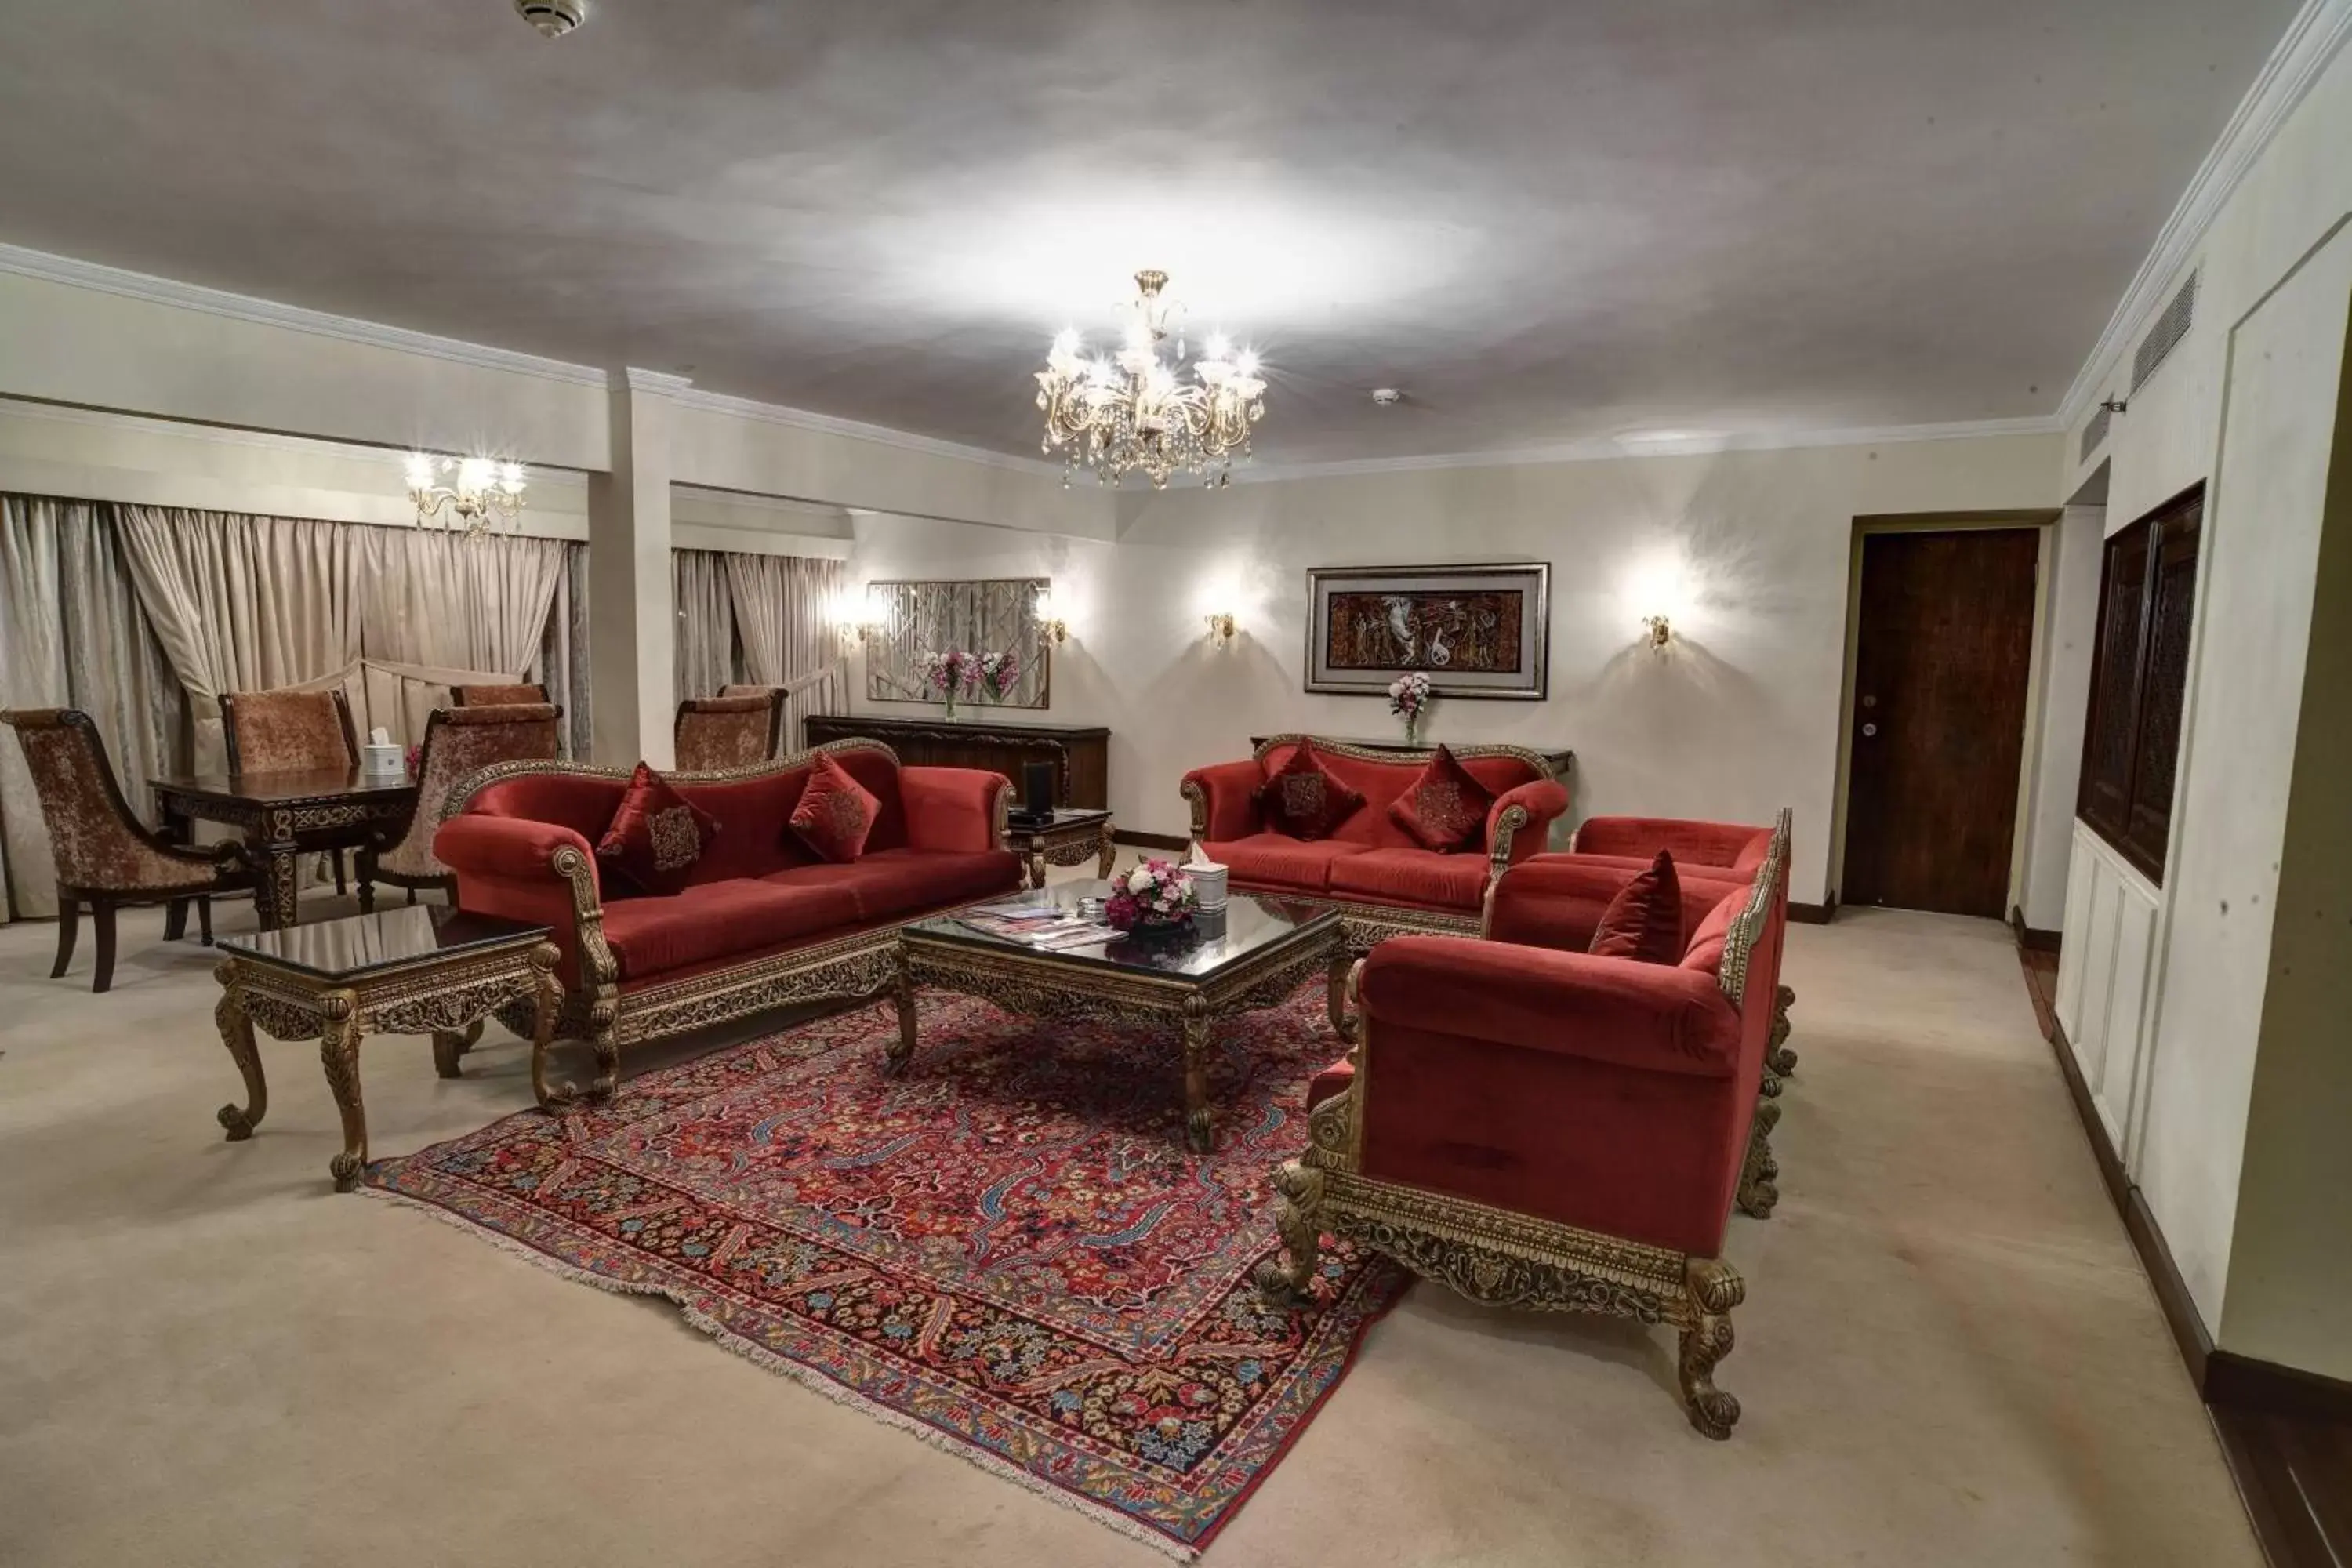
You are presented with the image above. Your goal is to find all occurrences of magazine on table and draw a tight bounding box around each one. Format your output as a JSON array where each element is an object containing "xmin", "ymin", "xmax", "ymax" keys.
[{"xmin": 957, "ymin": 909, "xmax": 1113, "ymax": 949}]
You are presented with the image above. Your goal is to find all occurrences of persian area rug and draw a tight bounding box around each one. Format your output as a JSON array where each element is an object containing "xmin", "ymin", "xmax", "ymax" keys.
[{"xmin": 366, "ymin": 982, "xmax": 1406, "ymax": 1557}]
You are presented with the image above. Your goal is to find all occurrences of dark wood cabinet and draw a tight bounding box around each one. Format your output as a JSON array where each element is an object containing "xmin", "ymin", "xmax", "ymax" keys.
[
  {"xmin": 2078, "ymin": 485, "xmax": 2202, "ymax": 883},
  {"xmin": 804, "ymin": 713, "xmax": 1110, "ymax": 808}
]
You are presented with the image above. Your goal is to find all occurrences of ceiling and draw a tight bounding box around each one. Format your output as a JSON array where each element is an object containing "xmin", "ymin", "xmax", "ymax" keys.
[{"xmin": 0, "ymin": 1, "xmax": 2298, "ymax": 465}]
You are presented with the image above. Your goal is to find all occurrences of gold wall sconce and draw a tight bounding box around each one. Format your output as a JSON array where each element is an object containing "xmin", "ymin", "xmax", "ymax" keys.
[
  {"xmin": 1641, "ymin": 614, "xmax": 1673, "ymax": 648},
  {"xmin": 1203, "ymin": 611, "xmax": 1239, "ymax": 648},
  {"xmin": 833, "ymin": 588, "xmax": 887, "ymax": 650},
  {"xmin": 1034, "ymin": 588, "xmax": 1071, "ymax": 646}
]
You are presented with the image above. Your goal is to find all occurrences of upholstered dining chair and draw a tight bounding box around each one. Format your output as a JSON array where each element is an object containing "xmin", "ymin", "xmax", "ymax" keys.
[
  {"xmin": 357, "ymin": 702, "xmax": 562, "ymax": 909},
  {"xmin": 450, "ymin": 681, "xmax": 548, "ymax": 707},
  {"xmin": 674, "ymin": 691, "xmax": 783, "ymax": 771},
  {"xmin": 2, "ymin": 708, "xmax": 249, "ymax": 993},
  {"xmin": 217, "ymin": 686, "xmax": 361, "ymax": 893}
]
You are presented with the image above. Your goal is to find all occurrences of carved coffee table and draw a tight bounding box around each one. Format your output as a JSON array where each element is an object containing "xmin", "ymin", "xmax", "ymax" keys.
[
  {"xmin": 212, "ymin": 906, "xmax": 561, "ymax": 1191},
  {"xmin": 1006, "ymin": 806, "xmax": 1117, "ymax": 888},
  {"xmin": 891, "ymin": 882, "xmax": 1348, "ymax": 1153}
]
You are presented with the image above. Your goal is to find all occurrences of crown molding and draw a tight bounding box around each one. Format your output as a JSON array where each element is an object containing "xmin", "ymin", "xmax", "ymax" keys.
[
  {"xmin": 1228, "ymin": 415, "xmax": 2065, "ymax": 485},
  {"xmin": 669, "ymin": 385, "xmax": 1065, "ymax": 479},
  {"xmin": 0, "ymin": 396, "xmax": 591, "ymax": 490},
  {"xmin": 616, "ymin": 366, "xmax": 695, "ymax": 396},
  {"xmin": 0, "ymin": 241, "xmax": 612, "ymax": 388},
  {"xmin": 2056, "ymin": 0, "xmax": 2352, "ymax": 428}
]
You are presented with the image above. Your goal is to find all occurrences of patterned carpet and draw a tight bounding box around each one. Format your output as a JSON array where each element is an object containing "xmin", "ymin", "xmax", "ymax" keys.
[{"xmin": 367, "ymin": 982, "xmax": 1405, "ymax": 1556}]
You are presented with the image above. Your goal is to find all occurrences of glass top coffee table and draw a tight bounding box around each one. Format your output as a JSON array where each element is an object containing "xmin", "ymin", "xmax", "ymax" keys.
[{"xmin": 892, "ymin": 881, "xmax": 1352, "ymax": 1152}]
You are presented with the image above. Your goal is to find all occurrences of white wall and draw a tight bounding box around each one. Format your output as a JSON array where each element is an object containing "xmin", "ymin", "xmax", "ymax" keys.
[
  {"xmin": 2052, "ymin": 20, "xmax": 2352, "ymax": 1361},
  {"xmin": 849, "ymin": 431, "xmax": 2064, "ymax": 902}
]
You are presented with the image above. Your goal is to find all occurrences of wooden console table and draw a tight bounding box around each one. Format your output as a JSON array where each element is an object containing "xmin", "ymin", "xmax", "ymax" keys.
[{"xmin": 804, "ymin": 713, "xmax": 1110, "ymax": 808}]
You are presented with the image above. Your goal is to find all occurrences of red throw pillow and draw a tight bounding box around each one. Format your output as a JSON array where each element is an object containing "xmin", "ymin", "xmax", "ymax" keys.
[
  {"xmin": 1588, "ymin": 850, "xmax": 1685, "ymax": 964},
  {"xmin": 597, "ymin": 762, "xmax": 719, "ymax": 897},
  {"xmin": 1256, "ymin": 742, "xmax": 1365, "ymax": 840},
  {"xmin": 789, "ymin": 753, "xmax": 880, "ymax": 864},
  {"xmin": 1387, "ymin": 744, "xmax": 1497, "ymax": 853}
]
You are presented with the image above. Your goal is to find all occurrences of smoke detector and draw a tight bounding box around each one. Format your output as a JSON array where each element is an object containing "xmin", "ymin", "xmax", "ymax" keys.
[
  {"xmin": 1370, "ymin": 388, "xmax": 1403, "ymax": 407},
  {"xmin": 516, "ymin": 0, "xmax": 589, "ymax": 38}
]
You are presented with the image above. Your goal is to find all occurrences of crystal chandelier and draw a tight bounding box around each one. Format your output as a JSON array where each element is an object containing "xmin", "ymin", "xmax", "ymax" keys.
[
  {"xmin": 404, "ymin": 453, "xmax": 528, "ymax": 539},
  {"xmin": 1035, "ymin": 270, "xmax": 1268, "ymax": 489}
]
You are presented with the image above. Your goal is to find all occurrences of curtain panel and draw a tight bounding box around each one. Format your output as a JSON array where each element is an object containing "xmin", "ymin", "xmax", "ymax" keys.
[
  {"xmin": 0, "ymin": 498, "xmax": 182, "ymax": 920},
  {"xmin": 673, "ymin": 549, "xmax": 740, "ymax": 703},
  {"xmin": 723, "ymin": 551, "xmax": 847, "ymax": 753}
]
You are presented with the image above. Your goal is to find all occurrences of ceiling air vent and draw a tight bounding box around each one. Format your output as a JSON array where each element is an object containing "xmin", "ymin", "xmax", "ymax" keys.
[
  {"xmin": 2082, "ymin": 401, "xmax": 2113, "ymax": 463},
  {"xmin": 2132, "ymin": 270, "xmax": 2198, "ymax": 394}
]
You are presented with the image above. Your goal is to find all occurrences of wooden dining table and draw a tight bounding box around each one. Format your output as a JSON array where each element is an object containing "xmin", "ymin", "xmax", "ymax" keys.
[{"xmin": 151, "ymin": 768, "xmax": 419, "ymax": 931}]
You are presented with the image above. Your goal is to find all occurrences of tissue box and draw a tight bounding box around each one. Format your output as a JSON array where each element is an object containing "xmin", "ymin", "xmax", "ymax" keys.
[
  {"xmin": 361, "ymin": 742, "xmax": 405, "ymax": 777},
  {"xmin": 1187, "ymin": 860, "xmax": 1229, "ymax": 913}
]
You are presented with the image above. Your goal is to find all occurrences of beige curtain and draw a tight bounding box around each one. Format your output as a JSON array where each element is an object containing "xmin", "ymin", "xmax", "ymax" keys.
[
  {"xmin": 673, "ymin": 549, "xmax": 739, "ymax": 702},
  {"xmin": 724, "ymin": 552, "xmax": 846, "ymax": 752},
  {"xmin": 0, "ymin": 498, "xmax": 182, "ymax": 920},
  {"xmin": 114, "ymin": 506, "xmax": 364, "ymax": 776}
]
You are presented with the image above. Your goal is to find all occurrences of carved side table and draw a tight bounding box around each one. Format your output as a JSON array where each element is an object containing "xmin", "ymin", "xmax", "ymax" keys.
[
  {"xmin": 1007, "ymin": 807, "xmax": 1117, "ymax": 888},
  {"xmin": 212, "ymin": 906, "xmax": 560, "ymax": 1192}
]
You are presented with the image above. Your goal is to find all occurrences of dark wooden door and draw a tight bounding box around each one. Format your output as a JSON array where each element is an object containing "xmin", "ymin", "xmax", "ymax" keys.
[{"xmin": 1844, "ymin": 528, "xmax": 2042, "ymax": 916}]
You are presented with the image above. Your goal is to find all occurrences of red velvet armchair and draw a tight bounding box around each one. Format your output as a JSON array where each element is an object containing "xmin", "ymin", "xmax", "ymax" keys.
[
  {"xmin": 1179, "ymin": 735, "xmax": 1571, "ymax": 948},
  {"xmin": 1260, "ymin": 815, "xmax": 1789, "ymax": 1438},
  {"xmin": 434, "ymin": 739, "xmax": 1018, "ymax": 1102}
]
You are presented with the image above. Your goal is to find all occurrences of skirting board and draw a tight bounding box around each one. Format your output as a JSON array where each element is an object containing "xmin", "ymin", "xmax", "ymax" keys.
[
  {"xmin": 2008, "ymin": 905, "xmax": 2063, "ymax": 954},
  {"xmin": 1789, "ymin": 897, "xmax": 1836, "ymax": 925}
]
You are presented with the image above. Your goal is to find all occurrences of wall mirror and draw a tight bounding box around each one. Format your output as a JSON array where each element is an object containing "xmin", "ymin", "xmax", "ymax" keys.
[{"xmin": 864, "ymin": 577, "xmax": 1051, "ymax": 708}]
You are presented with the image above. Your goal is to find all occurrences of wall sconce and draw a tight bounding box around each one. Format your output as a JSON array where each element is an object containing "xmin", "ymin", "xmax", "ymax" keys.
[
  {"xmin": 1034, "ymin": 587, "xmax": 1070, "ymax": 646},
  {"xmin": 833, "ymin": 587, "xmax": 886, "ymax": 651},
  {"xmin": 1203, "ymin": 611, "xmax": 1239, "ymax": 648},
  {"xmin": 1641, "ymin": 614, "xmax": 1673, "ymax": 649},
  {"xmin": 405, "ymin": 452, "xmax": 527, "ymax": 539}
]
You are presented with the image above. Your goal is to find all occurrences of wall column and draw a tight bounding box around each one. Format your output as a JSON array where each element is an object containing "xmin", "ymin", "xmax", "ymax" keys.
[{"xmin": 586, "ymin": 368, "xmax": 686, "ymax": 768}]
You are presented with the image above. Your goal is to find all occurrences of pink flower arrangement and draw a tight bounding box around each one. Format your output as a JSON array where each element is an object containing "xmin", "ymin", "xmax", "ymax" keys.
[
  {"xmin": 1387, "ymin": 670, "xmax": 1435, "ymax": 743},
  {"xmin": 916, "ymin": 649, "xmax": 981, "ymax": 698},
  {"xmin": 1105, "ymin": 858, "xmax": 1200, "ymax": 933}
]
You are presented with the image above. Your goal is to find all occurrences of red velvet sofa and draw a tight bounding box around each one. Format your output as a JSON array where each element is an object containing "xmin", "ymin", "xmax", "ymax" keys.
[
  {"xmin": 1260, "ymin": 812, "xmax": 1790, "ymax": 1438},
  {"xmin": 1179, "ymin": 735, "xmax": 1571, "ymax": 946},
  {"xmin": 1541, "ymin": 812, "xmax": 1796, "ymax": 1090},
  {"xmin": 435, "ymin": 739, "xmax": 1018, "ymax": 1101}
]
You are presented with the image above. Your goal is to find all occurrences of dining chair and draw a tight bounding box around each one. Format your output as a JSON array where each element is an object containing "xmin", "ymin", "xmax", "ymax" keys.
[
  {"xmin": 218, "ymin": 686, "xmax": 361, "ymax": 894},
  {"xmin": 674, "ymin": 691, "xmax": 783, "ymax": 771},
  {"xmin": 450, "ymin": 682, "xmax": 548, "ymax": 707},
  {"xmin": 358, "ymin": 702, "xmax": 562, "ymax": 909},
  {"xmin": 2, "ymin": 708, "xmax": 249, "ymax": 993}
]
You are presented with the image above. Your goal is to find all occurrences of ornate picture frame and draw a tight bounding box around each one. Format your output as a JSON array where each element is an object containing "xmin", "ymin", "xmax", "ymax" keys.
[{"xmin": 1304, "ymin": 563, "xmax": 1550, "ymax": 700}]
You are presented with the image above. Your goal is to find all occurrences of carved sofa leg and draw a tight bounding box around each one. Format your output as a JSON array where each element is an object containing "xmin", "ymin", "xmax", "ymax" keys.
[
  {"xmin": 1768, "ymin": 983, "xmax": 1797, "ymax": 1077},
  {"xmin": 1737, "ymin": 1098, "xmax": 1780, "ymax": 1219},
  {"xmin": 1679, "ymin": 1257, "xmax": 1744, "ymax": 1439},
  {"xmin": 1252, "ymin": 1161, "xmax": 1327, "ymax": 1308}
]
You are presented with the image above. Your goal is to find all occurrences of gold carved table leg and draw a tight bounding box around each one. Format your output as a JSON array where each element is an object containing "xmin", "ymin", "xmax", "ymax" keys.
[
  {"xmin": 1023, "ymin": 839, "xmax": 1047, "ymax": 891},
  {"xmin": 1097, "ymin": 820, "xmax": 1117, "ymax": 878},
  {"xmin": 430, "ymin": 1019, "xmax": 485, "ymax": 1080},
  {"xmin": 886, "ymin": 949, "xmax": 920, "ymax": 1075},
  {"xmin": 1181, "ymin": 997, "xmax": 1214, "ymax": 1154},
  {"xmin": 1326, "ymin": 949, "xmax": 1358, "ymax": 1043},
  {"xmin": 316, "ymin": 989, "xmax": 368, "ymax": 1192},
  {"xmin": 522, "ymin": 942, "xmax": 575, "ymax": 1111},
  {"xmin": 212, "ymin": 960, "xmax": 268, "ymax": 1139}
]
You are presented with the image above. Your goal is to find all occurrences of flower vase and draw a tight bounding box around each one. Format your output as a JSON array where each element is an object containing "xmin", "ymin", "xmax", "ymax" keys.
[
  {"xmin": 943, "ymin": 691, "xmax": 959, "ymax": 722},
  {"xmin": 1404, "ymin": 713, "xmax": 1421, "ymax": 746}
]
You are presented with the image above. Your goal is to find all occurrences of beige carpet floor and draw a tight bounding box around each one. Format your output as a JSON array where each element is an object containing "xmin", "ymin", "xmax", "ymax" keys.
[{"xmin": 0, "ymin": 891, "xmax": 2260, "ymax": 1567}]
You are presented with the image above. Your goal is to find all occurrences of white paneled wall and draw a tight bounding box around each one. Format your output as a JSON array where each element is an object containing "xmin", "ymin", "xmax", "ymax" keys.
[{"xmin": 2054, "ymin": 824, "xmax": 2162, "ymax": 1159}]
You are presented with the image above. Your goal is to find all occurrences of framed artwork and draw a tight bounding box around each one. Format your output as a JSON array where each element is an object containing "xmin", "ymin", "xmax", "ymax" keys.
[
  {"xmin": 1305, "ymin": 563, "xmax": 1550, "ymax": 700},
  {"xmin": 865, "ymin": 577, "xmax": 1051, "ymax": 707}
]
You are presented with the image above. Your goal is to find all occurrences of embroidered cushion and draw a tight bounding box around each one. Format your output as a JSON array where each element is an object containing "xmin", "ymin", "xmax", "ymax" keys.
[
  {"xmin": 789, "ymin": 753, "xmax": 881, "ymax": 864},
  {"xmin": 1588, "ymin": 850, "xmax": 1685, "ymax": 964},
  {"xmin": 596, "ymin": 763, "xmax": 719, "ymax": 897},
  {"xmin": 1256, "ymin": 742, "xmax": 1366, "ymax": 841},
  {"xmin": 1386, "ymin": 744, "xmax": 1497, "ymax": 853}
]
